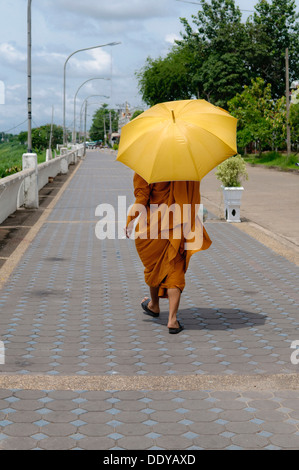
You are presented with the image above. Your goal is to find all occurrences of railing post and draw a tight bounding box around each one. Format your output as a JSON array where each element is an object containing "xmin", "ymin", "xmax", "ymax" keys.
[
  {"xmin": 46, "ymin": 149, "xmax": 52, "ymax": 161},
  {"xmin": 60, "ymin": 157, "xmax": 68, "ymax": 174},
  {"xmin": 22, "ymin": 152, "xmax": 39, "ymax": 209}
]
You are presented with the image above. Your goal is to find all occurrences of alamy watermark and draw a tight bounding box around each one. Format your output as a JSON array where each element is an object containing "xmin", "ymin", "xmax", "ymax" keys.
[
  {"xmin": 95, "ymin": 196, "xmax": 204, "ymax": 250},
  {"xmin": 0, "ymin": 81, "xmax": 5, "ymax": 105},
  {"xmin": 0, "ymin": 341, "xmax": 4, "ymax": 365},
  {"xmin": 290, "ymin": 340, "xmax": 299, "ymax": 365}
]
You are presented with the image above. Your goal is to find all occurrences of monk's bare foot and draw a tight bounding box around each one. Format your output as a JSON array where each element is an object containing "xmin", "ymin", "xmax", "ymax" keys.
[
  {"xmin": 167, "ymin": 320, "xmax": 180, "ymax": 329},
  {"xmin": 141, "ymin": 297, "xmax": 160, "ymax": 314}
]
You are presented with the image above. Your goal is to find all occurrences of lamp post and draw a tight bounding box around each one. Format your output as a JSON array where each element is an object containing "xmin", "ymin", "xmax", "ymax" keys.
[
  {"xmin": 82, "ymin": 99, "xmax": 105, "ymax": 156},
  {"xmin": 79, "ymin": 95, "xmax": 108, "ymax": 141},
  {"xmin": 285, "ymin": 48, "xmax": 291, "ymax": 156},
  {"xmin": 27, "ymin": 0, "xmax": 32, "ymax": 153},
  {"xmin": 22, "ymin": 0, "xmax": 38, "ymax": 210},
  {"xmin": 73, "ymin": 77, "xmax": 110, "ymax": 143},
  {"xmin": 63, "ymin": 41, "xmax": 121, "ymax": 145}
]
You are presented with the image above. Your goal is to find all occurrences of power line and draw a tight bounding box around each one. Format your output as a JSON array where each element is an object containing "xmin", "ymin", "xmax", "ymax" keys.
[
  {"xmin": 1, "ymin": 118, "xmax": 28, "ymax": 134},
  {"xmin": 175, "ymin": 0, "xmax": 254, "ymax": 12},
  {"xmin": 176, "ymin": 0, "xmax": 202, "ymax": 4}
]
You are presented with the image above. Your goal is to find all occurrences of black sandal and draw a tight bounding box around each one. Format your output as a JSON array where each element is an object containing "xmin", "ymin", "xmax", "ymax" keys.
[
  {"xmin": 168, "ymin": 321, "xmax": 184, "ymax": 334},
  {"xmin": 141, "ymin": 299, "xmax": 159, "ymax": 318}
]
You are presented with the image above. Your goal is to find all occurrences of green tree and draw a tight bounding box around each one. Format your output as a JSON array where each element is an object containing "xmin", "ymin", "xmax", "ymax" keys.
[
  {"xmin": 138, "ymin": 0, "xmax": 251, "ymax": 107},
  {"xmin": 137, "ymin": 0, "xmax": 299, "ymax": 109},
  {"xmin": 89, "ymin": 104, "xmax": 118, "ymax": 143},
  {"xmin": 268, "ymin": 96, "xmax": 287, "ymax": 151},
  {"xmin": 0, "ymin": 133, "xmax": 17, "ymax": 144},
  {"xmin": 131, "ymin": 110, "xmax": 144, "ymax": 120},
  {"xmin": 228, "ymin": 77, "xmax": 286, "ymax": 154},
  {"xmin": 18, "ymin": 131, "xmax": 28, "ymax": 145},
  {"xmin": 136, "ymin": 44, "xmax": 194, "ymax": 106},
  {"xmin": 290, "ymin": 103, "xmax": 299, "ymax": 147},
  {"xmin": 32, "ymin": 127, "xmax": 49, "ymax": 150},
  {"xmin": 18, "ymin": 125, "xmax": 63, "ymax": 151},
  {"xmin": 248, "ymin": 0, "xmax": 299, "ymax": 98}
]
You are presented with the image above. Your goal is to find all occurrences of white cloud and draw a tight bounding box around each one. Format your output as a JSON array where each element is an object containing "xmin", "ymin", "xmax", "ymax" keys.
[
  {"xmin": 0, "ymin": 0, "xmax": 197, "ymax": 132},
  {"xmin": 165, "ymin": 33, "xmax": 180, "ymax": 44},
  {"xmin": 42, "ymin": 0, "xmax": 173, "ymax": 21},
  {"xmin": 6, "ymin": 84, "xmax": 23, "ymax": 91},
  {"xmin": 0, "ymin": 43, "xmax": 26, "ymax": 65},
  {"xmin": 35, "ymin": 51, "xmax": 65, "ymax": 62},
  {"xmin": 5, "ymin": 84, "xmax": 24, "ymax": 105},
  {"xmin": 70, "ymin": 48, "xmax": 112, "ymax": 76}
]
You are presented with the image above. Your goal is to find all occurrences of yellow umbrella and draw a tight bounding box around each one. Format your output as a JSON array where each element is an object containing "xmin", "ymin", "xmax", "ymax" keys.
[{"xmin": 116, "ymin": 99, "xmax": 238, "ymax": 183}]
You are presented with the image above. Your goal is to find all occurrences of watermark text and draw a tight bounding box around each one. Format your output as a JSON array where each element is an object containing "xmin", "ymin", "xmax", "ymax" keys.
[
  {"xmin": 0, "ymin": 81, "xmax": 5, "ymax": 105},
  {"xmin": 290, "ymin": 340, "xmax": 299, "ymax": 365},
  {"xmin": 0, "ymin": 341, "xmax": 4, "ymax": 365},
  {"xmin": 95, "ymin": 196, "xmax": 204, "ymax": 250}
]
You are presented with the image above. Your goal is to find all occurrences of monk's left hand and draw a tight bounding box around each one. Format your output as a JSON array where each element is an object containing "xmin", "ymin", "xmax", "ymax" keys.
[{"xmin": 124, "ymin": 226, "xmax": 132, "ymax": 238}]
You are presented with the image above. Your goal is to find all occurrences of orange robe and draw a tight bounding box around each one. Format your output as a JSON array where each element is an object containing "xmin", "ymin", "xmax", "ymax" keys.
[{"xmin": 126, "ymin": 173, "xmax": 212, "ymax": 298}]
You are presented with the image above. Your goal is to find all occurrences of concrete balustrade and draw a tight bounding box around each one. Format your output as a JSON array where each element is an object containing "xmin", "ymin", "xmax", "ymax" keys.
[
  {"xmin": 0, "ymin": 168, "xmax": 35, "ymax": 224},
  {"xmin": 0, "ymin": 144, "xmax": 84, "ymax": 225},
  {"xmin": 22, "ymin": 152, "xmax": 39, "ymax": 209}
]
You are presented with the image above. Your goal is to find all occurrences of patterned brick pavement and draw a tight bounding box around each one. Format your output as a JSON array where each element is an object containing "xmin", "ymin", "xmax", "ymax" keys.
[
  {"xmin": 0, "ymin": 149, "xmax": 299, "ymax": 450},
  {"xmin": 1, "ymin": 388, "xmax": 299, "ymax": 450}
]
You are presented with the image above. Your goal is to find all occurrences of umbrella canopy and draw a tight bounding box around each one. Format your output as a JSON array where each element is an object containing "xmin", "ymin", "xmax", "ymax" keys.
[{"xmin": 116, "ymin": 99, "xmax": 238, "ymax": 183}]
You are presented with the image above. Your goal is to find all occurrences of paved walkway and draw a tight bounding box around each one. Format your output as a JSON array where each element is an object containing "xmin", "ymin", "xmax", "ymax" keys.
[
  {"xmin": 0, "ymin": 150, "xmax": 299, "ymax": 450},
  {"xmin": 201, "ymin": 165, "xmax": 299, "ymax": 265}
]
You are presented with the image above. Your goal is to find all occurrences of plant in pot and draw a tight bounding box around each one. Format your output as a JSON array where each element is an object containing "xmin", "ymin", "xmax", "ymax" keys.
[{"xmin": 215, "ymin": 154, "xmax": 248, "ymax": 222}]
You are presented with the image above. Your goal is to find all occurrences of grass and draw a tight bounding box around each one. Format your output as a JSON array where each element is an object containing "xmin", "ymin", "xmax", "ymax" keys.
[
  {"xmin": 0, "ymin": 142, "xmax": 46, "ymax": 178},
  {"xmin": 243, "ymin": 151, "xmax": 299, "ymax": 171}
]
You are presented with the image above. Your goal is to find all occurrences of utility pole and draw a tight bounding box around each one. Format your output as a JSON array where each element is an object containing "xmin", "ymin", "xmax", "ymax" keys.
[
  {"xmin": 83, "ymin": 100, "xmax": 87, "ymax": 157},
  {"xmin": 109, "ymin": 110, "xmax": 112, "ymax": 146},
  {"xmin": 49, "ymin": 105, "xmax": 54, "ymax": 150},
  {"xmin": 103, "ymin": 114, "xmax": 107, "ymax": 146},
  {"xmin": 27, "ymin": 0, "xmax": 32, "ymax": 153},
  {"xmin": 285, "ymin": 48, "xmax": 291, "ymax": 156}
]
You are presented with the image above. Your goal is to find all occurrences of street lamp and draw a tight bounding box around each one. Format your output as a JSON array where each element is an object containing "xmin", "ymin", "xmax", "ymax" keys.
[
  {"xmin": 79, "ymin": 95, "xmax": 108, "ymax": 143},
  {"xmin": 63, "ymin": 41, "xmax": 121, "ymax": 145},
  {"xmin": 73, "ymin": 77, "xmax": 110, "ymax": 143},
  {"xmin": 27, "ymin": 0, "xmax": 32, "ymax": 153},
  {"xmin": 82, "ymin": 100, "xmax": 105, "ymax": 156}
]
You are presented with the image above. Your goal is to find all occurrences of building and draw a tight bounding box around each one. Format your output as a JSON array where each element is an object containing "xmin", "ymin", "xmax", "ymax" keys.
[{"xmin": 117, "ymin": 102, "xmax": 144, "ymax": 133}]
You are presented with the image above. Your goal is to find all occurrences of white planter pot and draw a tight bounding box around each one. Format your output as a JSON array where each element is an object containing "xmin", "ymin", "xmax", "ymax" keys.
[{"xmin": 222, "ymin": 186, "xmax": 244, "ymax": 223}]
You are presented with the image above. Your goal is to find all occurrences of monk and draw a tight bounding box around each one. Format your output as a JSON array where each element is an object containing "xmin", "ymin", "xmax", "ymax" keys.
[{"xmin": 126, "ymin": 172, "xmax": 212, "ymax": 334}]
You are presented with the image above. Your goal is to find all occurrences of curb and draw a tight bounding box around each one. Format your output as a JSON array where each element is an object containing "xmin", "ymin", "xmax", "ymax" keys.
[{"xmin": 202, "ymin": 196, "xmax": 299, "ymax": 267}]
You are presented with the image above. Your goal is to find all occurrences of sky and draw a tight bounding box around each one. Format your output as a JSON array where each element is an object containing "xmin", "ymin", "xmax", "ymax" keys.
[{"xmin": 0, "ymin": 0, "xmax": 297, "ymax": 135}]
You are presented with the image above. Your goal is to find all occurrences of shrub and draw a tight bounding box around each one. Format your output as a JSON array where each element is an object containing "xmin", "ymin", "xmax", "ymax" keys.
[
  {"xmin": 5, "ymin": 166, "xmax": 22, "ymax": 176},
  {"xmin": 215, "ymin": 154, "xmax": 248, "ymax": 187}
]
